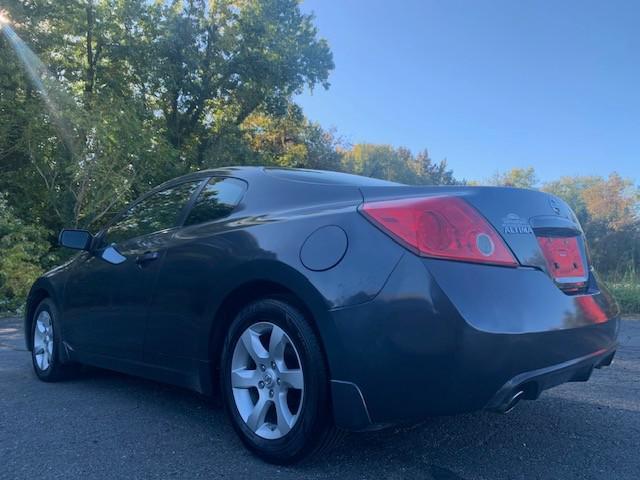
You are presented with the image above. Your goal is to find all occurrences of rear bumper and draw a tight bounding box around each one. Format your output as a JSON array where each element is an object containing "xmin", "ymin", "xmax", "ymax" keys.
[
  {"xmin": 322, "ymin": 253, "xmax": 620, "ymax": 431},
  {"xmin": 485, "ymin": 344, "xmax": 616, "ymax": 413}
]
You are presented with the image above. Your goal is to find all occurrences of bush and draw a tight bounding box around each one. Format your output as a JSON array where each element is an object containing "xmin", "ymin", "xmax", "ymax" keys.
[
  {"xmin": 608, "ymin": 283, "xmax": 640, "ymax": 315},
  {"xmin": 0, "ymin": 194, "xmax": 53, "ymax": 314},
  {"xmin": 603, "ymin": 269, "xmax": 640, "ymax": 315}
]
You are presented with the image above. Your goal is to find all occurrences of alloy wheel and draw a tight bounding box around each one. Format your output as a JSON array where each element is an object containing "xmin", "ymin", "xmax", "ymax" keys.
[
  {"xmin": 231, "ymin": 322, "xmax": 304, "ymax": 439},
  {"xmin": 33, "ymin": 310, "xmax": 54, "ymax": 371}
]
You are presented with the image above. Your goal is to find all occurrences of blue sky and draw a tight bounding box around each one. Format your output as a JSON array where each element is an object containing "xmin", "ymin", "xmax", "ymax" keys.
[{"xmin": 297, "ymin": 0, "xmax": 639, "ymax": 183}]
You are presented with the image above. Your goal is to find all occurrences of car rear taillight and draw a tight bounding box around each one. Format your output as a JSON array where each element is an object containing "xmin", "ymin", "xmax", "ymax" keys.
[
  {"xmin": 536, "ymin": 235, "xmax": 588, "ymax": 292},
  {"xmin": 361, "ymin": 196, "xmax": 518, "ymax": 266}
]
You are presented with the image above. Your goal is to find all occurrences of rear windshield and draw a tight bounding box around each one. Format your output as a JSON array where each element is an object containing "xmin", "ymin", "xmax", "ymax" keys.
[{"xmin": 264, "ymin": 167, "xmax": 402, "ymax": 186}]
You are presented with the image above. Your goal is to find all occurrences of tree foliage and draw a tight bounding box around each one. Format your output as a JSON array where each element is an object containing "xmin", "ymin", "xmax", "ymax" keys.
[
  {"xmin": 242, "ymin": 103, "xmax": 343, "ymax": 170},
  {"xmin": 0, "ymin": 0, "xmax": 334, "ymax": 234},
  {"xmin": 489, "ymin": 167, "xmax": 538, "ymax": 189},
  {"xmin": 543, "ymin": 173, "xmax": 640, "ymax": 277},
  {"xmin": 342, "ymin": 144, "xmax": 458, "ymax": 185},
  {"xmin": 0, "ymin": 195, "xmax": 53, "ymax": 312}
]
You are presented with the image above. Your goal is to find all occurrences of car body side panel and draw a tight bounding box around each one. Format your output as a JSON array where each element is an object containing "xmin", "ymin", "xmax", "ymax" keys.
[
  {"xmin": 139, "ymin": 174, "xmax": 402, "ymax": 382},
  {"xmin": 142, "ymin": 206, "xmax": 403, "ymax": 376},
  {"xmin": 61, "ymin": 229, "xmax": 177, "ymax": 361}
]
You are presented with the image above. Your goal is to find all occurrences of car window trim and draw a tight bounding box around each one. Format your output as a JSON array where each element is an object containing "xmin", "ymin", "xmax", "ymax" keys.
[
  {"xmin": 179, "ymin": 175, "xmax": 248, "ymax": 229},
  {"xmin": 176, "ymin": 177, "xmax": 210, "ymax": 228}
]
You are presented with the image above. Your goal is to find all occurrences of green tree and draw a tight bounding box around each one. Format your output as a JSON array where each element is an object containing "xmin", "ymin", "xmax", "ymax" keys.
[
  {"xmin": 0, "ymin": 194, "xmax": 53, "ymax": 313},
  {"xmin": 408, "ymin": 150, "xmax": 458, "ymax": 185},
  {"xmin": 341, "ymin": 144, "xmax": 402, "ymax": 182},
  {"xmin": 145, "ymin": 0, "xmax": 334, "ymax": 168},
  {"xmin": 581, "ymin": 173, "xmax": 638, "ymax": 231},
  {"xmin": 489, "ymin": 167, "xmax": 538, "ymax": 188},
  {"xmin": 242, "ymin": 103, "xmax": 343, "ymax": 170},
  {"xmin": 543, "ymin": 173, "xmax": 640, "ymax": 276},
  {"xmin": 542, "ymin": 176, "xmax": 599, "ymax": 224},
  {"xmin": 0, "ymin": 0, "xmax": 334, "ymax": 233},
  {"xmin": 1, "ymin": 0, "xmax": 179, "ymax": 232},
  {"xmin": 341, "ymin": 143, "xmax": 458, "ymax": 185}
]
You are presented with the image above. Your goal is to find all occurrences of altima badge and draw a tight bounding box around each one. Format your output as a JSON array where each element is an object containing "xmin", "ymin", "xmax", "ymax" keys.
[{"xmin": 502, "ymin": 213, "xmax": 533, "ymax": 234}]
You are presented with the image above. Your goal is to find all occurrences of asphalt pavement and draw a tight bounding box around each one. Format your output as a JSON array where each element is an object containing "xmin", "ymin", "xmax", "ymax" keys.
[{"xmin": 1, "ymin": 316, "xmax": 639, "ymax": 480}]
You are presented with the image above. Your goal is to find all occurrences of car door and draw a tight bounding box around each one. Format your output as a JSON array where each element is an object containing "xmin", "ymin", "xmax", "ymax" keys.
[
  {"xmin": 142, "ymin": 176, "xmax": 248, "ymax": 372},
  {"xmin": 63, "ymin": 180, "xmax": 204, "ymax": 361}
]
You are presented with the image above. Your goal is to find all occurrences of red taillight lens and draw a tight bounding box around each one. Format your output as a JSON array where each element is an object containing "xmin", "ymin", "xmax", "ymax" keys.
[
  {"xmin": 536, "ymin": 236, "xmax": 587, "ymax": 291},
  {"xmin": 361, "ymin": 196, "xmax": 517, "ymax": 266}
]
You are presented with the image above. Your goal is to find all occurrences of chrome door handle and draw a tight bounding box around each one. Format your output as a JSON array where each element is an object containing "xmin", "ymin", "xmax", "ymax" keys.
[{"xmin": 135, "ymin": 251, "xmax": 159, "ymax": 266}]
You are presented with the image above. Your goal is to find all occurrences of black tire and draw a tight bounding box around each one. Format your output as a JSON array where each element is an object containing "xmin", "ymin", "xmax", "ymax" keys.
[
  {"xmin": 31, "ymin": 298, "xmax": 78, "ymax": 382},
  {"xmin": 220, "ymin": 298, "xmax": 342, "ymax": 464}
]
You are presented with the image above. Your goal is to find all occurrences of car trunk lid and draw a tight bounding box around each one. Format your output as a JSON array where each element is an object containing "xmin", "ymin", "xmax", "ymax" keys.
[{"xmin": 359, "ymin": 185, "xmax": 590, "ymax": 294}]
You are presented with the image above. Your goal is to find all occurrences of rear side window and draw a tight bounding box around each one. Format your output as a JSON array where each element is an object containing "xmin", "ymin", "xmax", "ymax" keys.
[
  {"xmin": 184, "ymin": 177, "xmax": 246, "ymax": 226},
  {"xmin": 106, "ymin": 181, "xmax": 201, "ymax": 244}
]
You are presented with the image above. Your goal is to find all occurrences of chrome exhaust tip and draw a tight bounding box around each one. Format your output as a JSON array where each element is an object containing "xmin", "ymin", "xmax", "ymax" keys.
[{"xmin": 499, "ymin": 389, "xmax": 525, "ymax": 414}]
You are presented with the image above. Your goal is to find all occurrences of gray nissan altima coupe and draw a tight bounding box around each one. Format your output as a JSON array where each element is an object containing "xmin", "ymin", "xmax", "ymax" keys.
[{"xmin": 25, "ymin": 167, "xmax": 619, "ymax": 463}]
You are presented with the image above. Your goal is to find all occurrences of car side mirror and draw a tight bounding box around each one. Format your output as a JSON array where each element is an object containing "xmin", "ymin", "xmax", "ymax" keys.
[{"xmin": 59, "ymin": 229, "xmax": 93, "ymax": 251}]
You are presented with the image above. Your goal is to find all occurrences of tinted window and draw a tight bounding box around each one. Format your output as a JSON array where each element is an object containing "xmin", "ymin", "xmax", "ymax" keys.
[
  {"xmin": 106, "ymin": 181, "xmax": 201, "ymax": 244},
  {"xmin": 184, "ymin": 177, "xmax": 246, "ymax": 226}
]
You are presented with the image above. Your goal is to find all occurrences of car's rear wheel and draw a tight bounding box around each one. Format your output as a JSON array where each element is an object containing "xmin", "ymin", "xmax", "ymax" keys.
[
  {"xmin": 31, "ymin": 298, "xmax": 77, "ymax": 382},
  {"xmin": 221, "ymin": 298, "xmax": 341, "ymax": 464}
]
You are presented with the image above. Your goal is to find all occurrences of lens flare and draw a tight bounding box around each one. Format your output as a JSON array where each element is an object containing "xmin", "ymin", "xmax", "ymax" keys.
[
  {"xmin": 0, "ymin": 10, "xmax": 10, "ymax": 26},
  {"xmin": 0, "ymin": 12, "xmax": 78, "ymax": 155}
]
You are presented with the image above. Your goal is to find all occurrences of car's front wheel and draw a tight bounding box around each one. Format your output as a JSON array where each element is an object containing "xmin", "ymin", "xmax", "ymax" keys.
[
  {"xmin": 31, "ymin": 298, "xmax": 77, "ymax": 381},
  {"xmin": 220, "ymin": 298, "xmax": 341, "ymax": 464}
]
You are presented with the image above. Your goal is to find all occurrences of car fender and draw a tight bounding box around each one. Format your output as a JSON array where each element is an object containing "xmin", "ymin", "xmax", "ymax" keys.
[{"xmin": 200, "ymin": 258, "xmax": 333, "ymax": 363}]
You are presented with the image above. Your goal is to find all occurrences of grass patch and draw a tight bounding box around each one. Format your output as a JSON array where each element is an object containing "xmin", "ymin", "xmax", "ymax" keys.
[{"xmin": 603, "ymin": 272, "xmax": 640, "ymax": 315}]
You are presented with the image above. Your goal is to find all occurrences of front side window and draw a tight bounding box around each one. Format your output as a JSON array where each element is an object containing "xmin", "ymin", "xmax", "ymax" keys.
[
  {"xmin": 106, "ymin": 181, "xmax": 201, "ymax": 245},
  {"xmin": 184, "ymin": 177, "xmax": 246, "ymax": 226}
]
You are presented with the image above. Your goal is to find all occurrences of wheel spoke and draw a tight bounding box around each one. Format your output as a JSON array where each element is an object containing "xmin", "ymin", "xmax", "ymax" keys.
[
  {"xmin": 268, "ymin": 325, "xmax": 287, "ymax": 362},
  {"xmin": 279, "ymin": 369, "xmax": 303, "ymax": 390},
  {"xmin": 36, "ymin": 353, "xmax": 44, "ymax": 369},
  {"xmin": 246, "ymin": 395, "xmax": 271, "ymax": 432},
  {"xmin": 274, "ymin": 392, "xmax": 294, "ymax": 435},
  {"xmin": 231, "ymin": 368, "xmax": 258, "ymax": 389},
  {"xmin": 240, "ymin": 329, "xmax": 269, "ymax": 364},
  {"xmin": 36, "ymin": 321, "xmax": 46, "ymax": 334},
  {"xmin": 34, "ymin": 346, "xmax": 45, "ymax": 355}
]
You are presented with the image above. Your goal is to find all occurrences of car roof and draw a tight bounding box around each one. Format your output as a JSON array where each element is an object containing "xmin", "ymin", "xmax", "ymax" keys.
[
  {"xmin": 150, "ymin": 166, "xmax": 259, "ymax": 192},
  {"xmin": 155, "ymin": 166, "xmax": 401, "ymax": 191},
  {"xmin": 263, "ymin": 167, "xmax": 402, "ymax": 186}
]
